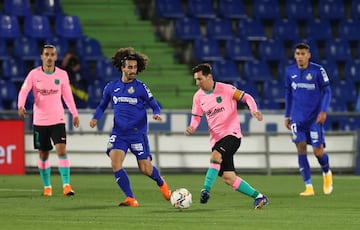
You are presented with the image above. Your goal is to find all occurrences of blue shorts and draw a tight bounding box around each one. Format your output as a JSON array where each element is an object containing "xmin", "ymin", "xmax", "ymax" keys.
[
  {"xmin": 106, "ymin": 133, "xmax": 152, "ymax": 160},
  {"xmin": 290, "ymin": 121, "xmax": 326, "ymax": 147}
]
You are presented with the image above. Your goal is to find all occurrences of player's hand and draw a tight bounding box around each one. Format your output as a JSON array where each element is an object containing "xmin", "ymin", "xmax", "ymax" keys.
[
  {"xmin": 284, "ymin": 118, "xmax": 291, "ymax": 130},
  {"xmin": 153, "ymin": 114, "xmax": 162, "ymax": 122},
  {"xmin": 89, "ymin": 118, "xmax": 97, "ymax": 128},
  {"xmin": 18, "ymin": 107, "xmax": 26, "ymax": 118},
  {"xmin": 73, "ymin": 116, "xmax": 79, "ymax": 128},
  {"xmin": 184, "ymin": 126, "xmax": 195, "ymax": 136},
  {"xmin": 316, "ymin": 112, "xmax": 327, "ymax": 124},
  {"xmin": 252, "ymin": 111, "xmax": 263, "ymax": 121}
]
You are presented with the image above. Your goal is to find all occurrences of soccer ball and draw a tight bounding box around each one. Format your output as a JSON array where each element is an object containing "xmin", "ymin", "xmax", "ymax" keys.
[{"xmin": 170, "ymin": 188, "xmax": 192, "ymax": 209}]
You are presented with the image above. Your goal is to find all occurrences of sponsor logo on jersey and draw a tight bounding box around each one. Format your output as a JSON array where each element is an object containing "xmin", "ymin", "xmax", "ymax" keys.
[
  {"xmin": 206, "ymin": 107, "xmax": 225, "ymax": 118},
  {"xmin": 113, "ymin": 96, "xmax": 138, "ymax": 105}
]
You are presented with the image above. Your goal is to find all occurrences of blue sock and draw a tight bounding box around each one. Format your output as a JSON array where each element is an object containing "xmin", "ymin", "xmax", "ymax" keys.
[
  {"xmin": 298, "ymin": 154, "xmax": 312, "ymax": 185},
  {"xmin": 114, "ymin": 169, "xmax": 134, "ymax": 198},
  {"xmin": 148, "ymin": 166, "xmax": 163, "ymax": 186},
  {"xmin": 317, "ymin": 153, "xmax": 330, "ymax": 173}
]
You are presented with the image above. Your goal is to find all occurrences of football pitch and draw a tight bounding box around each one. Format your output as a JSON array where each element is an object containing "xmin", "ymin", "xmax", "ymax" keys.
[{"xmin": 0, "ymin": 173, "xmax": 359, "ymax": 230}]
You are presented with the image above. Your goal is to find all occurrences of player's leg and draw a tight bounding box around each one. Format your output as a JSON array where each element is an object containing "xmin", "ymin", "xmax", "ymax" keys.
[{"xmin": 34, "ymin": 126, "xmax": 53, "ymax": 196}]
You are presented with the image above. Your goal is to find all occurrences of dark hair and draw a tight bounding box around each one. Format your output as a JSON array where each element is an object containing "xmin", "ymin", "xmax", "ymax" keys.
[
  {"xmin": 41, "ymin": 44, "xmax": 56, "ymax": 54},
  {"xmin": 191, "ymin": 63, "xmax": 212, "ymax": 75},
  {"xmin": 294, "ymin": 43, "xmax": 310, "ymax": 50},
  {"xmin": 111, "ymin": 47, "xmax": 148, "ymax": 73}
]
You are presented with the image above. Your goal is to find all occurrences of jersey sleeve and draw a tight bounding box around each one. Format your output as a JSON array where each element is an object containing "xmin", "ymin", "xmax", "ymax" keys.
[
  {"xmin": 17, "ymin": 71, "xmax": 34, "ymax": 109},
  {"xmin": 189, "ymin": 93, "xmax": 203, "ymax": 130},
  {"xmin": 92, "ymin": 81, "xmax": 112, "ymax": 120},
  {"xmin": 61, "ymin": 73, "xmax": 79, "ymax": 117}
]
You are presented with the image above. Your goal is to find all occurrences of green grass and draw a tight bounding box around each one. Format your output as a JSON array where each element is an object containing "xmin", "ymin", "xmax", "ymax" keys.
[{"xmin": 0, "ymin": 174, "xmax": 359, "ymax": 230}]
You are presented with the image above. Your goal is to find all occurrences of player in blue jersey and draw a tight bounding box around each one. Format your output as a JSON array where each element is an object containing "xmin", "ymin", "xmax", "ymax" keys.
[
  {"xmin": 284, "ymin": 43, "xmax": 333, "ymax": 196},
  {"xmin": 89, "ymin": 47, "xmax": 171, "ymax": 206}
]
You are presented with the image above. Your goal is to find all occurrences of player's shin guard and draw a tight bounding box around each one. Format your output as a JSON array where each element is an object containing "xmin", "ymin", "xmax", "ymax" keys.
[
  {"xmin": 38, "ymin": 159, "xmax": 51, "ymax": 187},
  {"xmin": 317, "ymin": 153, "xmax": 330, "ymax": 173},
  {"xmin": 114, "ymin": 168, "xmax": 134, "ymax": 198},
  {"xmin": 58, "ymin": 155, "xmax": 71, "ymax": 185},
  {"xmin": 298, "ymin": 154, "xmax": 312, "ymax": 185},
  {"xmin": 148, "ymin": 166, "xmax": 163, "ymax": 186},
  {"xmin": 232, "ymin": 176, "xmax": 259, "ymax": 198},
  {"xmin": 203, "ymin": 163, "xmax": 220, "ymax": 192}
]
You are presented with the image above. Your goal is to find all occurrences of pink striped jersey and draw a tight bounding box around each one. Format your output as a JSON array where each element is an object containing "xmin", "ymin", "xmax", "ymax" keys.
[
  {"xmin": 17, "ymin": 66, "xmax": 78, "ymax": 126},
  {"xmin": 190, "ymin": 82, "xmax": 257, "ymax": 147}
]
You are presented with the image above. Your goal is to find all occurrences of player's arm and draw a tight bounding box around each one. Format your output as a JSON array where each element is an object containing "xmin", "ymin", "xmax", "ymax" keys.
[
  {"xmin": 235, "ymin": 89, "xmax": 263, "ymax": 121},
  {"xmin": 317, "ymin": 85, "xmax": 331, "ymax": 124},
  {"xmin": 185, "ymin": 95, "xmax": 202, "ymax": 135},
  {"xmin": 17, "ymin": 73, "xmax": 33, "ymax": 118},
  {"xmin": 61, "ymin": 73, "xmax": 79, "ymax": 128},
  {"xmin": 284, "ymin": 70, "xmax": 292, "ymax": 130},
  {"xmin": 90, "ymin": 82, "xmax": 111, "ymax": 128}
]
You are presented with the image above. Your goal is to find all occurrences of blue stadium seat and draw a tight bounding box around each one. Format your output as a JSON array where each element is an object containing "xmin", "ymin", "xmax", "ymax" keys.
[
  {"xmin": 305, "ymin": 19, "xmax": 332, "ymax": 42},
  {"xmin": 87, "ymin": 80, "xmax": 107, "ymax": 109},
  {"xmin": 318, "ymin": 0, "xmax": 345, "ymax": 21},
  {"xmin": 0, "ymin": 79, "xmax": 18, "ymax": 110},
  {"xmin": 277, "ymin": 58, "xmax": 295, "ymax": 82},
  {"xmin": 331, "ymin": 81, "xmax": 357, "ymax": 105},
  {"xmin": 13, "ymin": 36, "xmax": 40, "ymax": 62},
  {"xmin": 262, "ymin": 80, "xmax": 285, "ymax": 104},
  {"xmin": 233, "ymin": 80, "xmax": 260, "ymax": 101},
  {"xmin": 237, "ymin": 18, "xmax": 267, "ymax": 41},
  {"xmin": 272, "ymin": 18, "xmax": 300, "ymax": 42},
  {"xmin": 224, "ymin": 38, "xmax": 253, "ymax": 61},
  {"xmin": 344, "ymin": 59, "xmax": 360, "ymax": 84},
  {"xmin": 193, "ymin": 38, "xmax": 223, "ymax": 62},
  {"xmin": 351, "ymin": 0, "xmax": 360, "ymax": 20},
  {"xmin": 253, "ymin": 0, "xmax": 280, "ymax": 21},
  {"xmin": 328, "ymin": 98, "xmax": 347, "ymax": 112},
  {"xmin": 258, "ymin": 39, "xmax": 286, "ymax": 62},
  {"xmin": 34, "ymin": 0, "xmax": 63, "ymax": 19},
  {"xmin": 173, "ymin": 17, "xmax": 202, "ymax": 41},
  {"xmin": 55, "ymin": 15, "xmax": 83, "ymax": 40},
  {"xmin": 24, "ymin": 15, "xmax": 52, "ymax": 40},
  {"xmin": 154, "ymin": 0, "xmax": 184, "ymax": 19},
  {"xmin": 324, "ymin": 39, "xmax": 351, "ymax": 62},
  {"xmin": 0, "ymin": 15, "xmax": 21, "ymax": 40},
  {"xmin": 206, "ymin": 17, "xmax": 234, "ymax": 41},
  {"xmin": 217, "ymin": 0, "xmax": 247, "ymax": 19},
  {"xmin": 76, "ymin": 37, "xmax": 104, "ymax": 61},
  {"xmin": 4, "ymin": 0, "xmax": 32, "ymax": 18},
  {"xmin": 1, "ymin": 57, "xmax": 26, "ymax": 82},
  {"xmin": 0, "ymin": 39, "xmax": 10, "ymax": 60},
  {"xmin": 285, "ymin": 0, "xmax": 312, "ymax": 21},
  {"xmin": 243, "ymin": 60, "xmax": 273, "ymax": 83},
  {"xmin": 211, "ymin": 60, "xmax": 241, "ymax": 83},
  {"xmin": 44, "ymin": 36, "xmax": 70, "ymax": 60},
  {"xmin": 338, "ymin": 19, "xmax": 360, "ymax": 42},
  {"xmin": 186, "ymin": 0, "xmax": 216, "ymax": 19},
  {"xmin": 96, "ymin": 58, "xmax": 119, "ymax": 82}
]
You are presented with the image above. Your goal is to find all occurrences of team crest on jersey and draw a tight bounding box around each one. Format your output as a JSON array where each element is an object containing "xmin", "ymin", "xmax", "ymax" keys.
[
  {"xmin": 216, "ymin": 96, "xmax": 222, "ymax": 103},
  {"xmin": 306, "ymin": 73, "xmax": 312, "ymax": 81},
  {"xmin": 128, "ymin": 86, "xmax": 135, "ymax": 94},
  {"xmin": 54, "ymin": 79, "xmax": 60, "ymax": 85}
]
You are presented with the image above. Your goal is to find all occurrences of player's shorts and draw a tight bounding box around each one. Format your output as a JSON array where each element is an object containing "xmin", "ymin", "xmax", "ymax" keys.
[
  {"xmin": 212, "ymin": 135, "xmax": 241, "ymax": 176},
  {"xmin": 290, "ymin": 121, "xmax": 326, "ymax": 148},
  {"xmin": 106, "ymin": 133, "xmax": 152, "ymax": 161},
  {"xmin": 33, "ymin": 123, "xmax": 66, "ymax": 151}
]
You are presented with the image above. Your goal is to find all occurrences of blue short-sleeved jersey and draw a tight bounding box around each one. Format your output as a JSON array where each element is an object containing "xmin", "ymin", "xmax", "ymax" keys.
[
  {"xmin": 284, "ymin": 62, "xmax": 331, "ymax": 124},
  {"xmin": 92, "ymin": 79, "xmax": 161, "ymax": 136}
]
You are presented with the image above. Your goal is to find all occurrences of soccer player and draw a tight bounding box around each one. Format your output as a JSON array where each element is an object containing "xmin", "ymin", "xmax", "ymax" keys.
[
  {"xmin": 184, "ymin": 63, "xmax": 269, "ymax": 209},
  {"xmin": 17, "ymin": 44, "xmax": 79, "ymax": 197},
  {"xmin": 284, "ymin": 43, "xmax": 333, "ymax": 196},
  {"xmin": 89, "ymin": 47, "xmax": 171, "ymax": 207}
]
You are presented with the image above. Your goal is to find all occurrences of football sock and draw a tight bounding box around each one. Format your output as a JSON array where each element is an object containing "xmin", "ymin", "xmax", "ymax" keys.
[
  {"xmin": 317, "ymin": 153, "xmax": 330, "ymax": 173},
  {"xmin": 203, "ymin": 163, "xmax": 220, "ymax": 192},
  {"xmin": 38, "ymin": 159, "xmax": 51, "ymax": 187},
  {"xmin": 114, "ymin": 168, "xmax": 134, "ymax": 198},
  {"xmin": 148, "ymin": 166, "xmax": 163, "ymax": 186},
  {"xmin": 232, "ymin": 176, "xmax": 259, "ymax": 198},
  {"xmin": 298, "ymin": 154, "xmax": 312, "ymax": 185},
  {"xmin": 58, "ymin": 155, "xmax": 71, "ymax": 185}
]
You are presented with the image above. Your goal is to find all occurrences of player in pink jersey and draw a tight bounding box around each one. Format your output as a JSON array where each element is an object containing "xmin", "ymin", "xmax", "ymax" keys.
[
  {"xmin": 17, "ymin": 45, "xmax": 79, "ymax": 197},
  {"xmin": 185, "ymin": 63, "xmax": 268, "ymax": 209}
]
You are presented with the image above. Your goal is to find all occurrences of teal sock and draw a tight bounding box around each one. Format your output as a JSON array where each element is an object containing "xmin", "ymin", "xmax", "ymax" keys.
[
  {"xmin": 38, "ymin": 159, "xmax": 51, "ymax": 187},
  {"xmin": 203, "ymin": 164, "xmax": 220, "ymax": 192},
  {"xmin": 236, "ymin": 178, "xmax": 259, "ymax": 198},
  {"xmin": 58, "ymin": 155, "xmax": 70, "ymax": 185}
]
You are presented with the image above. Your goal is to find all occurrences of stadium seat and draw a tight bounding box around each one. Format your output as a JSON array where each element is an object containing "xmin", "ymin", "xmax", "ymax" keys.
[
  {"xmin": 331, "ymin": 81, "xmax": 357, "ymax": 105},
  {"xmin": 0, "ymin": 39, "xmax": 10, "ymax": 60},
  {"xmin": 55, "ymin": 15, "xmax": 83, "ymax": 40},
  {"xmin": 351, "ymin": 0, "xmax": 360, "ymax": 19},
  {"xmin": 305, "ymin": 19, "xmax": 332, "ymax": 42},
  {"xmin": 338, "ymin": 19, "xmax": 360, "ymax": 42},
  {"xmin": 87, "ymin": 80, "xmax": 107, "ymax": 109},
  {"xmin": 173, "ymin": 17, "xmax": 202, "ymax": 41},
  {"xmin": 262, "ymin": 80, "xmax": 285, "ymax": 104},
  {"xmin": 224, "ymin": 38, "xmax": 253, "ymax": 61},
  {"xmin": 13, "ymin": 36, "xmax": 40, "ymax": 61},
  {"xmin": 0, "ymin": 15, "xmax": 21, "ymax": 39},
  {"xmin": 344, "ymin": 59, "xmax": 360, "ymax": 84},
  {"xmin": 324, "ymin": 39, "xmax": 351, "ymax": 62},
  {"xmin": 233, "ymin": 80, "xmax": 260, "ymax": 101},
  {"xmin": 243, "ymin": 60, "xmax": 273, "ymax": 83},
  {"xmin": 1, "ymin": 57, "xmax": 26, "ymax": 82},
  {"xmin": 34, "ymin": 0, "xmax": 64, "ymax": 19},
  {"xmin": 4, "ymin": 0, "xmax": 32, "ymax": 18},
  {"xmin": 217, "ymin": 0, "xmax": 247, "ymax": 19},
  {"xmin": 253, "ymin": 0, "xmax": 280, "ymax": 21},
  {"xmin": 285, "ymin": 0, "xmax": 312, "ymax": 21},
  {"xmin": 76, "ymin": 37, "xmax": 104, "ymax": 61},
  {"xmin": 193, "ymin": 38, "xmax": 223, "ymax": 62},
  {"xmin": 24, "ymin": 15, "xmax": 52, "ymax": 40},
  {"xmin": 258, "ymin": 39, "xmax": 286, "ymax": 62},
  {"xmin": 318, "ymin": 0, "xmax": 345, "ymax": 21},
  {"xmin": 44, "ymin": 36, "xmax": 70, "ymax": 60},
  {"xmin": 211, "ymin": 60, "xmax": 241, "ymax": 83},
  {"xmin": 237, "ymin": 18, "xmax": 267, "ymax": 41},
  {"xmin": 272, "ymin": 18, "xmax": 300, "ymax": 42},
  {"xmin": 96, "ymin": 58, "xmax": 119, "ymax": 81},
  {"xmin": 186, "ymin": 0, "xmax": 216, "ymax": 19},
  {"xmin": 154, "ymin": 0, "xmax": 184, "ymax": 19},
  {"xmin": 206, "ymin": 17, "xmax": 234, "ymax": 41},
  {"xmin": 0, "ymin": 79, "xmax": 18, "ymax": 110}
]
